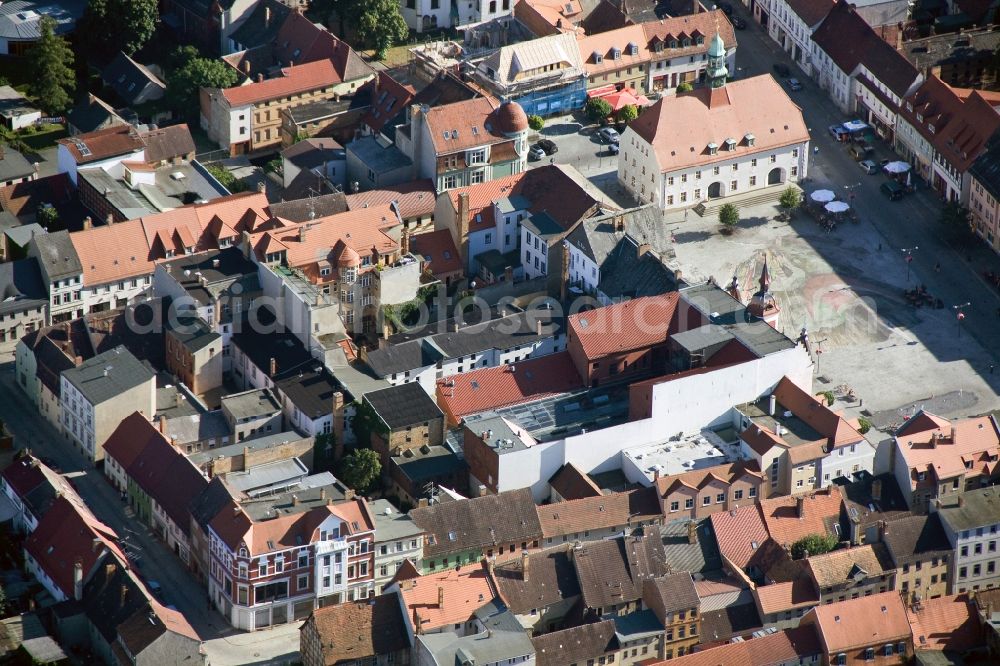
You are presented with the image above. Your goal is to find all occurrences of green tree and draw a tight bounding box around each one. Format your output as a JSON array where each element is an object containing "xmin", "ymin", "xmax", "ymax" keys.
[
  {"xmin": 166, "ymin": 48, "xmax": 240, "ymax": 117},
  {"xmin": 616, "ymin": 104, "xmax": 639, "ymax": 124},
  {"xmin": 676, "ymin": 82, "xmax": 693, "ymax": 93},
  {"xmin": 822, "ymin": 390, "xmax": 835, "ymax": 406},
  {"xmin": 940, "ymin": 200, "xmax": 970, "ymax": 229},
  {"xmin": 528, "ymin": 114, "xmax": 544, "ymax": 131},
  {"xmin": 206, "ymin": 164, "xmax": 248, "ymax": 193},
  {"xmin": 779, "ymin": 185, "xmax": 801, "ymax": 210},
  {"xmin": 28, "ymin": 17, "xmax": 76, "ymax": 114},
  {"xmin": 585, "ymin": 97, "xmax": 613, "ymax": 123},
  {"xmin": 79, "ymin": 0, "xmax": 158, "ymax": 58},
  {"xmin": 857, "ymin": 416, "xmax": 872, "ymax": 435},
  {"xmin": 791, "ymin": 533, "xmax": 838, "ymax": 559},
  {"xmin": 354, "ymin": 0, "xmax": 408, "ymax": 59},
  {"xmin": 719, "ymin": 203, "xmax": 739, "ymax": 230},
  {"xmin": 37, "ymin": 205, "xmax": 59, "ymax": 229},
  {"xmin": 337, "ymin": 448, "xmax": 382, "ymax": 494}
]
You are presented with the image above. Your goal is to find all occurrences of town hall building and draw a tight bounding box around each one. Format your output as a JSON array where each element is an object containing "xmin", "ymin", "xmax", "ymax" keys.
[{"xmin": 617, "ymin": 32, "xmax": 811, "ymax": 211}]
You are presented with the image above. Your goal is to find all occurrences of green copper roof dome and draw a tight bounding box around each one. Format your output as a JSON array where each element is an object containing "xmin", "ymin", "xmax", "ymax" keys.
[{"xmin": 708, "ymin": 31, "xmax": 726, "ymax": 57}]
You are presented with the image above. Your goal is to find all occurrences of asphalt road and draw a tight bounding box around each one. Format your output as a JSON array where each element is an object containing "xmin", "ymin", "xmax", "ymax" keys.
[
  {"xmin": 718, "ymin": 5, "xmax": 1000, "ymax": 364},
  {"xmin": 0, "ymin": 367, "xmax": 301, "ymax": 665}
]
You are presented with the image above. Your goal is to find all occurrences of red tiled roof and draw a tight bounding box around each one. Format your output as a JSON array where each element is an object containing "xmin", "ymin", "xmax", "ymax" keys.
[
  {"xmin": 907, "ymin": 593, "xmax": 984, "ymax": 652},
  {"xmin": 806, "ymin": 592, "xmax": 910, "ymax": 653},
  {"xmin": 345, "ymin": 179, "xmax": 436, "ymax": 220},
  {"xmin": 759, "ymin": 486, "xmax": 843, "ymax": 547},
  {"xmin": 436, "ymin": 351, "xmax": 584, "ymax": 422},
  {"xmin": 772, "ymin": 377, "xmax": 863, "ymax": 448},
  {"xmin": 568, "ymin": 293, "xmax": 687, "ymax": 359},
  {"xmin": 645, "ymin": 625, "xmax": 821, "ymax": 666},
  {"xmin": 57, "ymin": 125, "xmax": 144, "ymax": 164},
  {"xmin": 398, "ymin": 563, "xmax": 496, "ymax": 632},
  {"xmin": 222, "ymin": 59, "xmax": 342, "ymax": 107},
  {"xmin": 895, "ymin": 410, "xmax": 951, "ymax": 437},
  {"xmin": 756, "ymin": 578, "xmax": 819, "ymax": 615},
  {"xmin": 0, "ymin": 173, "xmax": 73, "ymax": 218},
  {"xmin": 709, "ymin": 503, "xmax": 769, "ymax": 570},
  {"xmin": 410, "ymin": 229, "xmax": 462, "ymax": 278},
  {"xmin": 363, "ymin": 71, "xmax": 415, "ymax": 133},
  {"xmin": 24, "ymin": 496, "xmax": 122, "ymax": 599},
  {"xmin": 656, "ymin": 460, "xmax": 763, "ymax": 497},
  {"xmin": 895, "ymin": 415, "xmax": 1000, "ymax": 490},
  {"xmin": 536, "ymin": 487, "xmax": 661, "ymax": 539},
  {"xmin": 424, "ymin": 97, "xmax": 507, "ymax": 154}
]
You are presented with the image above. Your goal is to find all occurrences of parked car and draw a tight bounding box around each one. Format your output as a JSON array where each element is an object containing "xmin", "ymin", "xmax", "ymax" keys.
[
  {"xmin": 859, "ymin": 159, "xmax": 878, "ymax": 174},
  {"xmin": 598, "ymin": 127, "xmax": 620, "ymax": 144},
  {"xmin": 536, "ymin": 138, "xmax": 558, "ymax": 155},
  {"xmin": 732, "ymin": 16, "xmax": 747, "ymax": 29},
  {"xmin": 607, "ymin": 143, "xmax": 620, "ymax": 155},
  {"xmin": 848, "ymin": 142, "xmax": 873, "ymax": 160},
  {"xmin": 881, "ymin": 181, "xmax": 904, "ymax": 201},
  {"xmin": 787, "ymin": 78, "xmax": 802, "ymax": 91},
  {"xmin": 773, "ymin": 63, "xmax": 791, "ymax": 78},
  {"xmin": 529, "ymin": 145, "xmax": 545, "ymax": 161}
]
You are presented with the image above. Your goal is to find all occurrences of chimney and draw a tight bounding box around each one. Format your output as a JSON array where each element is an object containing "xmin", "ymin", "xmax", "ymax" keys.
[
  {"xmin": 535, "ymin": 318, "xmax": 543, "ymax": 336},
  {"xmin": 637, "ymin": 242, "xmax": 651, "ymax": 258},
  {"xmin": 256, "ymin": 180, "xmax": 266, "ymax": 194},
  {"xmin": 332, "ymin": 392, "xmax": 346, "ymax": 460},
  {"xmin": 73, "ymin": 561, "xmax": 83, "ymax": 601},
  {"xmin": 242, "ymin": 60, "xmax": 251, "ymax": 76},
  {"xmin": 106, "ymin": 213, "xmax": 114, "ymax": 225},
  {"xmin": 878, "ymin": 520, "xmax": 888, "ymax": 541},
  {"xmin": 82, "ymin": 216, "xmax": 92, "ymax": 230},
  {"xmin": 344, "ymin": 488, "xmax": 356, "ymax": 501},
  {"xmin": 418, "ymin": 498, "xmax": 429, "ymax": 508},
  {"xmin": 401, "ymin": 229, "xmax": 410, "ymax": 256},
  {"xmin": 159, "ymin": 415, "xmax": 167, "ymax": 433},
  {"xmin": 92, "ymin": 537, "xmax": 102, "ymax": 552},
  {"xmin": 320, "ymin": 488, "xmax": 326, "ymax": 500},
  {"xmin": 871, "ymin": 478, "xmax": 882, "ymax": 502},
  {"xmin": 213, "ymin": 259, "xmax": 220, "ymax": 269},
  {"xmin": 292, "ymin": 495, "xmax": 300, "ymax": 506},
  {"xmin": 457, "ymin": 193, "xmax": 470, "ymax": 259},
  {"xmin": 959, "ymin": 495, "xmax": 965, "ymax": 507},
  {"xmin": 105, "ymin": 562, "xmax": 116, "ymax": 579},
  {"xmin": 614, "ymin": 215, "xmax": 625, "ymax": 232},
  {"xmin": 687, "ymin": 520, "xmax": 698, "ymax": 545},
  {"xmin": 768, "ymin": 394, "xmax": 776, "ymax": 416},
  {"xmin": 269, "ymin": 357, "xmax": 277, "ymax": 376},
  {"xmin": 264, "ymin": 5, "xmax": 271, "ymax": 26},
  {"xmin": 951, "ymin": 426, "xmax": 957, "ymax": 444},
  {"xmin": 437, "ymin": 586, "xmax": 445, "ymax": 608},
  {"xmin": 414, "ymin": 608, "xmax": 422, "ymax": 635},
  {"xmin": 242, "ymin": 446, "xmax": 250, "ymax": 470},
  {"xmin": 796, "ymin": 496, "xmax": 805, "ymax": 518},
  {"xmin": 299, "ymin": 225, "xmax": 307, "ymax": 243},
  {"xmin": 233, "ymin": 505, "xmax": 241, "ymax": 516},
  {"xmin": 560, "ymin": 241, "xmax": 570, "ymax": 302},
  {"xmin": 120, "ymin": 584, "xmax": 127, "ymax": 607},
  {"xmin": 521, "ymin": 551, "xmax": 530, "ymax": 581},
  {"xmin": 257, "ymin": 73, "xmax": 264, "ymax": 83},
  {"xmin": 653, "ymin": 468, "xmax": 660, "ymax": 483},
  {"xmin": 175, "ymin": 392, "xmax": 183, "ymax": 408}
]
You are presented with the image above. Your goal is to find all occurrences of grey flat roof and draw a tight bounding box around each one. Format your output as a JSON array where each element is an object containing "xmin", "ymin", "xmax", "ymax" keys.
[
  {"xmin": 165, "ymin": 411, "xmax": 230, "ymax": 445},
  {"xmin": 671, "ymin": 324, "xmax": 736, "ymax": 354},
  {"xmin": 0, "ymin": 0, "xmax": 86, "ymax": 41},
  {"xmin": 613, "ymin": 609, "xmax": 664, "ymax": 641},
  {"xmin": 523, "ymin": 210, "xmax": 563, "ymax": 238},
  {"xmin": 223, "ymin": 457, "xmax": 309, "ymax": 494},
  {"xmin": 493, "ymin": 383, "xmax": 631, "ymax": 444},
  {"xmin": 938, "ymin": 486, "xmax": 1000, "ymax": 533},
  {"xmin": 188, "ymin": 430, "xmax": 308, "ymax": 466},
  {"xmin": 0, "ymin": 146, "xmax": 35, "ymax": 183},
  {"xmin": 365, "ymin": 382, "xmax": 443, "ymax": 430},
  {"xmin": 240, "ymin": 473, "xmax": 348, "ymax": 521},
  {"xmin": 681, "ymin": 283, "xmax": 796, "ymax": 357},
  {"xmin": 417, "ymin": 607, "xmax": 533, "ymax": 665},
  {"xmin": 221, "ymin": 388, "xmax": 282, "ymax": 421},
  {"xmin": 63, "ymin": 346, "xmax": 154, "ymax": 405},
  {"xmin": 347, "ymin": 135, "xmax": 412, "ymax": 172},
  {"xmin": 370, "ymin": 498, "xmax": 425, "ymax": 542},
  {"xmin": 0, "ymin": 258, "xmax": 47, "ymax": 316},
  {"xmin": 32, "ymin": 229, "xmax": 82, "ymax": 281}
]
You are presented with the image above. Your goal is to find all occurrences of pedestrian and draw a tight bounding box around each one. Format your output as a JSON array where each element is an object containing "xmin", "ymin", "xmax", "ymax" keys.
[{"xmin": 671, "ymin": 232, "xmax": 677, "ymax": 243}]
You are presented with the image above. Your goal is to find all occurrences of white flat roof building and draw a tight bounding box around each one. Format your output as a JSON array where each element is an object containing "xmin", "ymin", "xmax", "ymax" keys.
[{"xmin": 621, "ymin": 429, "xmax": 742, "ymax": 484}]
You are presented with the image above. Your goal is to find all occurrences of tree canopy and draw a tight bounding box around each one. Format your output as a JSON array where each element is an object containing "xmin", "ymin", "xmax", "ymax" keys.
[
  {"xmin": 79, "ymin": 0, "xmax": 159, "ymax": 58},
  {"xmin": 676, "ymin": 82, "xmax": 693, "ymax": 93},
  {"xmin": 28, "ymin": 17, "xmax": 76, "ymax": 114},
  {"xmin": 337, "ymin": 448, "xmax": 382, "ymax": 494},
  {"xmin": 779, "ymin": 186, "xmax": 801, "ymax": 209},
  {"xmin": 585, "ymin": 97, "xmax": 613, "ymax": 123},
  {"xmin": 353, "ymin": 0, "xmax": 408, "ymax": 59},
  {"xmin": 166, "ymin": 47, "xmax": 240, "ymax": 117},
  {"xmin": 616, "ymin": 104, "xmax": 639, "ymax": 123},
  {"xmin": 719, "ymin": 203, "xmax": 739, "ymax": 229},
  {"xmin": 791, "ymin": 533, "xmax": 838, "ymax": 559}
]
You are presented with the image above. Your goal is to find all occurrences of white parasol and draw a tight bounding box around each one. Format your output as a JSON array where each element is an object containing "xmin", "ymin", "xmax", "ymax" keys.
[
  {"xmin": 810, "ymin": 189, "xmax": 836, "ymax": 203},
  {"xmin": 884, "ymin": 161, "xmax": 911, "ymax": 174},
  {"xmin": 824, "ymin": 201, "xmax": 850, "ymax": 213}
]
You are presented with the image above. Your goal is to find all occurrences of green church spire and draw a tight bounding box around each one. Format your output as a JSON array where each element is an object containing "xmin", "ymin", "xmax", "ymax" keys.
[{"xmin": 707, "ymin": 31, "xmax": 728, "ymax": 89}]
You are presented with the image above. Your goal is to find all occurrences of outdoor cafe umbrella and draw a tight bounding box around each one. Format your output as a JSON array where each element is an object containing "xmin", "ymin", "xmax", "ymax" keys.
[
  {"xmin": 810, "ymin": 189, "xmax": 836, "ymax": 203},
  {"xmin": 824, "ymin": 201, "xmax": 850, "ymax": 214},
  {"xmin": 884, "ymin": 161, "xmax": 911, "ymax": 174}
]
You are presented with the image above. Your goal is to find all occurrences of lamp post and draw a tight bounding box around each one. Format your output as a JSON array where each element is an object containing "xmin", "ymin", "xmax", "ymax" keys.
[
  {"xmin": 901, "ymin": 246, "xmax": 918, "ymax": 282},
  {"xmin": 954, "ymin": 302, "xmax": 970, "ymax": 338}
]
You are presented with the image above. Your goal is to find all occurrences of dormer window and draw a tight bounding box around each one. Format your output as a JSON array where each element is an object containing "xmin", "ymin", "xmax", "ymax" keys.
[
  {"xmin": 696, "ymin": 35, "xmax": 705, "ymax": 45},
  {"xmin": 928, "ymin": 124, "xmax": 935, "ymax": 134},
  {"xmin": 744, "ymin": 133, "xmax": 756, "ymax": 147},
  {"xmin": 612, "ymin": 48, "xmax": 621, "ymax": 60},
  {"xmin": 593, "ymin": 50, "xmax": 603, "ymax": 64},
  {"xmin": 654, "ymin": 41, "xmax": 664, "ymax": 53},
  {"xmin": 708, "ymin": 142, "xmax": 718, "ymax": 155},
  {"xmin": 682, "ymin": 38, "xmax": 691, "ymax": 47},
  {"xmin": 725, "ymin": 138, "xmax": 737, "ymax": 150},
  {"xmin": 906, "ymin": 102, "xmax": 913, "ymax": 112},
  {"xmin": 916, "ymin": 113, "xmax": 923, "ymax": 122},
  {"xmin": 668, "ymin": 39, "xmax": 678, "ymax": 48},
  {"xmin": 628, "ymin": 42, "xmax": 639, "ymax": 56}
]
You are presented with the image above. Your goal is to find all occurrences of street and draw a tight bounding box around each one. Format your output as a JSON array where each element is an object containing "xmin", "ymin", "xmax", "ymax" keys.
[{"xmin": 0, "ymin": 367, "xmax": 301, "ymax": 666}]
